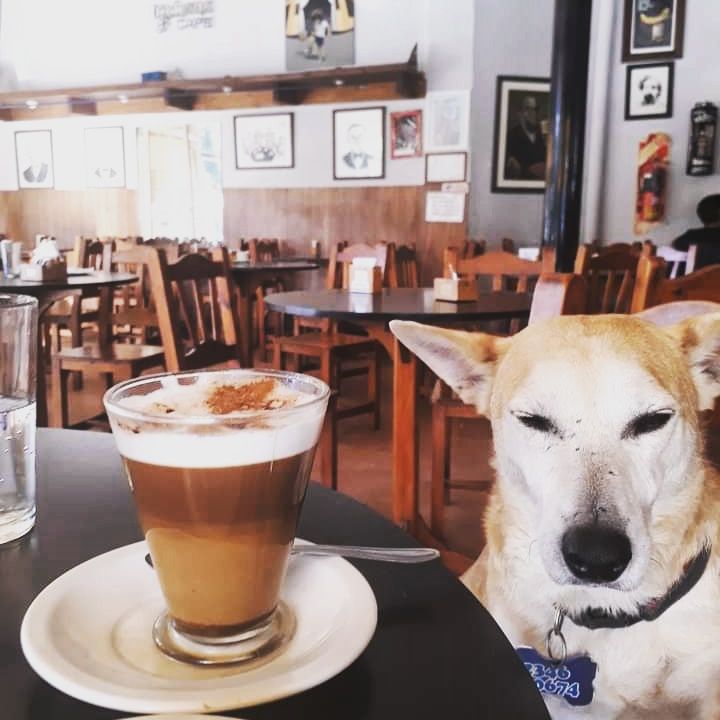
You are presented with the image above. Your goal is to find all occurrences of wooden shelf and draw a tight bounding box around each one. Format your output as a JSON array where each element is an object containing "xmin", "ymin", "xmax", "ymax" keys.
[{"xmin": 0, "ymin": 48, "xmax": 425, "ymax": 121}]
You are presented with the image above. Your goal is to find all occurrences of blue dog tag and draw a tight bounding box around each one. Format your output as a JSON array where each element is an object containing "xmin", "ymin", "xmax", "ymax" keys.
[{"xmin": 517, "ymin": 646, "xmax": 597, "ymax": 707}]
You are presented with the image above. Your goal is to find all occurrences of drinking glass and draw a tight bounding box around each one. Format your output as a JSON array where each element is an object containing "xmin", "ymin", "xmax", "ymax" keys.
[
  {"xmin": 104, "ymin": 368, "xmax": 329, "ymax": 666},
  {"xmin": 1, "ymin": 240, "xmax": 22, "ymax": 279},
  {"xmin": 0, "ymin": 294, "xmax": 38, "ymax": 544}
]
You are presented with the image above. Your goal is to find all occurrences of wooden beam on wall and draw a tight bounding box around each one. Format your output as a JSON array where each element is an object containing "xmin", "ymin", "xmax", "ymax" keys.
[
  {"xmin": 69, "ymin": 97, "xmax": 97, "ymax": 115},
  {"xmin": 163, "ymin": 88, "xmax": 197, "ymax": 111}
]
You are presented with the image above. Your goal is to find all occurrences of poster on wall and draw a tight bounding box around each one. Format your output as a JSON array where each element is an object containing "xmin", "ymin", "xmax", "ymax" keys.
[
  {"xmin": 425, "ymin": 91, "xmax": 470, "ymax": 152},
  {"xmin": 491, "ymin": 75, "xmax": 550, "ymax": 194},
  {"xmin": 15, "ymin": 130, "xmax": 54, "ymax": 189},
  {"xmin": 333, "ymin": 107, "xmax": 385, "ymax": 180},
  {"xmin": 234, "ymin": 113, "xmax": 295, "ymax": 169},
  {"xmin": 634, "ymin": 132, "xmax": 670, "ymax": 235},
  {"xmin": 622, "ymin": 0, "xmax": 685, "ymax": 62},
  {"xmin": 285, "ymin": 0, "xmax": 355, "ymax": 71},
  {"xmin": 85, "ymin": 127, "xmax": 126, "ymax": 188}
]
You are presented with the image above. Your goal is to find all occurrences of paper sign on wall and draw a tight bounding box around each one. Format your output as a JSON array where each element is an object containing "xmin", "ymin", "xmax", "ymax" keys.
[{"xmin": 425, "ymin": 192, "xmax": 465, "ymax": 223}]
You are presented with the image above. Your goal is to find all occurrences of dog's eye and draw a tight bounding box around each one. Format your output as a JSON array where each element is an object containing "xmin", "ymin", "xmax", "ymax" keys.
[
  {"xmin": 515, "ymin": 413, "xmax": 559, "ymax": 435},
  {"xmin": 623, "ymin": 411, "xmax": 674, "ymax": 439}
]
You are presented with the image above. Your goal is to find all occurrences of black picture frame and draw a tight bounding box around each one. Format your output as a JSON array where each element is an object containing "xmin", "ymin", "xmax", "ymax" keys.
[
  {"xmin": 233, "ymin": 112, "xmax": 295, "ymax": 170},
  {"xmin": 624, "ymin": 62, "xmax": 674, "ymax": 120},
  {"xmin": 622, "ymin": 0, "xmax": 685, "ymax": 62},
  {"xmin": 490, "ymin": 75, "xmax": 550, "ymax": 194},
  {"xmin": 332, "ymin": 106, "xmax": 386, "ymax": 181}
]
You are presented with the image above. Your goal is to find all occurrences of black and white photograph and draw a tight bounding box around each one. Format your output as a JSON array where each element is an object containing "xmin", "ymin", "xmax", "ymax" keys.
[
  {"xmin": 491, "ymin": 75, "xmax": 550, "ymax": 194},
  {"xmin": 85, "ymin": 127, "xmax": 126, "ymax": 188},
  {"xmin": 15, "ymin": 130, "xmax": 54, "ymax": 189},
  {"xmin": 333, "ymin": 107, "xmax": 385, "ymax": 180},
  {"xmin": 390, "ymin": 110, "xmax": 422, "ymax": 159},
  {"xmin": 625, "ymin": 62, "xmax": 674, "ymax": 120},
  {"xmin": 234, "ymin": 113, "xmax": 294, "ymax": 170},
  {"xmin": 622, "ymin": 0, "xmax": 685, "ymax": 61},
  {"xmin": 425, "ymin": 91, "xmax": 470, "ymax": 152},
  {"xmin": 285, "ymin": 0, "xmax": 355, "ymax": 71}
]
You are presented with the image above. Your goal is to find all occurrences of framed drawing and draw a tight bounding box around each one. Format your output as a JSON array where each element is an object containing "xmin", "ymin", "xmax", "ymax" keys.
[
  {"xmin": 85, "ymin": 127, "xmax": 126, "ymax": 188},
  {"xmin": 333, "ymin": 107, "xmax": 385, "ymax": 180},
  {"xmin": 15, "ymin": 130, "xmax": 54, "ymax": 189},
  {"xmin": 425, "ymin": 152, "xmax": 467, "ymax": 183},
  {"xmin": 425, "ymin": 91, "xmax": 470, "ymax": 152},
  {"xmin": 234, "ymin": 113, "xmax": 294, "ymax": 169},
  {"xmin": 390, "ymin": 110, "xmax": 422, "ymax": 159},
  {"xmin": 625, "ymin": 62, "xmax": 674, "ymax": 120},
  {"xmin": 622, "ymin": 0, "xmax": 685, "ymax": 62},
  {"xmin": 491, "ymin": 75, "xmax": 550, "ymax": 194}
]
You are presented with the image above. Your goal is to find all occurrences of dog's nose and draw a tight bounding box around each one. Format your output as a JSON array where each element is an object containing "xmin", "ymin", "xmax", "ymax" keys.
[{"xmin": 561, "ymin": 525, "xmax": 632, "ymax": 583}]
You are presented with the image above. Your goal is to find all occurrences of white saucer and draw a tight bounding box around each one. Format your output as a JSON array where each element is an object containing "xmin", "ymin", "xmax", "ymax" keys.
[{"xmin": 21, "ymin": 540, "xmax": 377, "ymax": 714}]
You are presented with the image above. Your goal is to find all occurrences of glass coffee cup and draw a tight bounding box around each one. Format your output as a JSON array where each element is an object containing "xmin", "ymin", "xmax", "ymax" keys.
[{"xmin": 104, "ymin": 368, "xmax": 329, "ymax": 666}]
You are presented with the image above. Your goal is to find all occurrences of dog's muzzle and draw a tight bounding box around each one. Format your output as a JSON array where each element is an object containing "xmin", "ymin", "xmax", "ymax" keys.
[{"xmin": 561, "ymin": 525, "xmax": 632, "ymax": 583}]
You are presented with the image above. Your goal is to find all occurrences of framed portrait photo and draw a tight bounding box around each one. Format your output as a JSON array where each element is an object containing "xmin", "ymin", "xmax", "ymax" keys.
[
  {"xmin": 491, "ymin": 75, "xmax": 550, "ymax": 194},
  {"xmin": 234, "ymin": 113, "xmax": 294, "ymax": 170},
  {"xmin": 390, "ymin": 110, "xmax": 422, "ymax": 159},
  {"xmin": 622, "ymin": 0, "xmax": 685, "ymax": 62},
  {"xmin": 15, "ymin": 130, "xmax": 54, "ymax": 189},
  {"xmin": 425, "ymin": 91, "xmax": 470, "ymax": 152},
  {"xmin": 85, "ymin": 127, "xmax": 126, "ymax": 188},
  {"xmin": 425, "ymin": 152, "xmax": 467, "ymax": 183},
  {"xmin": 333, "ymin": 106, "xmax": 385, "ymax": 180},
  {"xmin": 625, "ymin": 62, "xmax": 674, "ymax": 120}
]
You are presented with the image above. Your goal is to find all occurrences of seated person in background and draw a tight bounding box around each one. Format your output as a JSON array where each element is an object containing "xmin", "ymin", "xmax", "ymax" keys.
[{"xmin": 672, "ymin": 193, "xmax": 720, "ymax": 269}]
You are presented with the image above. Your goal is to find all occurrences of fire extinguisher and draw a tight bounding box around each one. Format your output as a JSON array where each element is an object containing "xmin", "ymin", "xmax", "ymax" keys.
[
  {"xmin": 687, "ymin": 102, "xmax": 718, "ymax": 176},
  {"xmin": 640, "ymin": 164, "xmax": 665, "ymax": 222}
]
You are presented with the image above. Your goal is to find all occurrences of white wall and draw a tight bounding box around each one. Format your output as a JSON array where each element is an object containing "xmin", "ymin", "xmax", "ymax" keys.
[
  {"xmin": 0, "ymin": 0, "xmax": 474, "ymax": 192},
  {"xmin": 600, "ymin": 3, "xmax": 720, "ymax": 247},
  {"xmin": 468, "ymin": 0, "xmax": 554, "ymax": 247}
]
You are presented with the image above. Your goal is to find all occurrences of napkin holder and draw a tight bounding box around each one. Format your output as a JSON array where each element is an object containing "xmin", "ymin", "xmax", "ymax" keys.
[
  {"xmin": 349, "ymin": 259, "xmax": 382, "ymax": 294},
  {"xmin": 20, "ymin": 241, "xmax": 68, "ymax": 282},
  {"xmin": 433, "ymin": 277, "xmax": 478, "ymax": 302}
]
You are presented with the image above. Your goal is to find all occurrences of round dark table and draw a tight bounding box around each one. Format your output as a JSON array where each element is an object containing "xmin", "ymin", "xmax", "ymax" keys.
[
  {"xmin": 0, "ymin": 272, "xmax": 138, "ymax": 426},
  {"xmin": 265, "ymin": 289, "xmax": 531, "ymax": 541},
  {"xmin": 0, "ymin": 429, "xmax": 549, "ymax": 720},
  {"xmin": 230, "ymin": 261, "xmax": 320, "ymax": 365}
]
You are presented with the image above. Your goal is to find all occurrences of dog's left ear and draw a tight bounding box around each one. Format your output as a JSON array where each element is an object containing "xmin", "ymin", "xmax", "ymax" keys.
[
  {"xmin": 389, "ymin": 320, "xmax": 509, "ymax": 414},
  {"xmin": 667, "ymin": 312, "xmax": 720, "ymax": 411}
]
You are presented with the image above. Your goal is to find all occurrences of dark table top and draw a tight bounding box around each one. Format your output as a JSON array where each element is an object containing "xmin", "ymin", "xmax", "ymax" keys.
[
  {"xmin": 265, "ymin": 288, "xmax": 532, "ymax": 322},
  {"xmin": 231, "ymin": 260, "xmax": 320, "ymax": 274},
  {"xmin": 0, "ymin": 271, "xmax": 137, "ymax": 295},
  {"xmin": 1, "ymin": 429, "xmax": 548, "ymax": 720}
]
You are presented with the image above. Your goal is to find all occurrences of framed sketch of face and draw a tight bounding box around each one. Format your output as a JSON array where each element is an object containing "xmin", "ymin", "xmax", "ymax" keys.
[
  {"xmin": 425, "ymin": 91, "xmax": 470, "ymax": 152},
  {"xmin": 333, "ymin": 107, "xmax": 385, "ymax": 180},
  {"xmin": 85, "ymin": 127, "xmax": 126, "ymax": 188},
  {"xmin": 390, "ymin": 110, "xmax": 422, "ymax": 159},
  {"xmin": 622, "ymin": 0, "xmax": 685, "ymax": 62},
  {"xmin": 625, "ymin": 62, "xmax": 674, "ymax": 120},
  {"xmin": 15, "ymin": 130, "xmax": 54, "ymax": 189},
  {"xmin": 234, "ymin": 113, "xmax": 294, "ymax": 170}
]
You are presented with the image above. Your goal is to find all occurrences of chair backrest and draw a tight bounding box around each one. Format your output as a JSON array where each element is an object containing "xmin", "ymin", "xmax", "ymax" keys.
[
  {"xmin": 462, "ymin": 239, "xmax": 486, "ymax": 258},
  {"xmin": 630, "ymin": 255, "xmax": 720, "ymax": 312},
  {"xmin": 111, "ymin": 245, "xmax": 158, "ymax": 338},
  {"xmin": 73, "ymin": 236, "xmax": 112, "ymax": 271},
  {"xmin": 327, "ymin": 242, "xmax": 390, "ymax": 289},
  {"xmin": 573, "ymin": 242, "xmax": 654, "ymax": 314},
  {"xmin": 146, "ymin": 246, "xmax": 243, "ymax": 372},
  {"xmin": 528, "ymin": 273, "xmax": 588, "ymax": 324},
  {"xmin": 386, "ymin": 244, "xmax": 419, "ymax": 288},
  {"xmin": 501, "ymin": 237, "xmax": 516, "ymax": 254},
  {"xmin": 656, "ymin": 245, "xmax": 688, "ymax": 279},
  {"xmin": 249, "ymin": 238, "xmax": 281, "ymax": 264}
]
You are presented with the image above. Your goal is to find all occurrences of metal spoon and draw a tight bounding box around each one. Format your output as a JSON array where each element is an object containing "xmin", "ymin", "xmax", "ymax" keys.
[{"xmin": 144, "ymin": 545, "xmax": 438, "ymax": 569}]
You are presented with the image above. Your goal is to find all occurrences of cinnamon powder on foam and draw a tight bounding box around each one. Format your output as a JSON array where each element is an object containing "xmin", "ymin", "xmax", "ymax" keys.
[{"xmin": 206, "ymin": 379, "xmax": 287, "ymax": 414}]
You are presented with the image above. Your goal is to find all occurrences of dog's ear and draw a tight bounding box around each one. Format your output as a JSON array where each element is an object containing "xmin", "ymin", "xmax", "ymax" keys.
[
  {"xmin": 667, "ymin": 312, "xmax": 720, "ymax": 411},
  {"xmin": 389, "ymin": 320, "xmax": 508, "ymax": 414}
]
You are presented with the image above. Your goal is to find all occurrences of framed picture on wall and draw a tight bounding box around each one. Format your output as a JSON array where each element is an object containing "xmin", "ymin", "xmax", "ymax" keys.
[
  {"xmin": 425, "ymin": 91, "xmax": 470, "ymax": 152},
  {"xmin": 15, "ymin": 130, "xmax": 54, "ymax": 189},
  {"xmin": 425, "ymin": 152, "xmax": 467, "ymax": 183},
  {"xmin": 491, "ymin": 75, "xmax": 550, "ymax": 194},
  {"xmin": 234, "ymin": 113, "xmax": 295, "ymax": 170},
  {"xmin": 625, "ymin": 62, "xmax": 674, "ymax": 120},
  {"xmin": 622, "ymin": 0, "xmax": 685, "ymax": 62},
  {"xmin": 333, "ymin": 106, "xmax": 385, "ymax": 180},
  {"xmin": 85, "ymin": 127, "xmax": 126, "ymax": 188},
  {"xmin": 390, "ymin": 110, "xmax": 422, "ymax": 159}
]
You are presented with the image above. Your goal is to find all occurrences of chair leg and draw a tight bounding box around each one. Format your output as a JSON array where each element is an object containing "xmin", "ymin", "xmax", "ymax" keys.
[
  {"xmin": 368, "ymin": 349, "xmax": 381, "ymax": 431},
  {"xmin": 272, "ymin": 340, "xmax": 283, "ymax": 370},
  {"xmin": 50, "ymin": 358, "xmax": 70, "ymax": 429},
  {"xmin": 431, "ymin": 403, "xmax": 448, "ymax": 540},
  {"xmin": 444, "ymin": 416, "xmax": 452, "ymax": 504}
]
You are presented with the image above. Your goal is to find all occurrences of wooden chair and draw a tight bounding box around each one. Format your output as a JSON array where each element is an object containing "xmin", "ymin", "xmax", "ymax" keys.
[
  {"xmin": 573, "ymin": 241, "xmax": 655, "ymax": 314},
  {"xmin": 386, "ymin": 243, "xmax": 419, "ymax": 289},
  {"xmin": 111, "ymin": 246, "xmax": 159, "ymax": 345},
  {"xmin": 251, "ymin": 238, "xmax": 286, "ymax": 364},
  {"xmin": 49, "ymin": 245, "xmax": 166, "ymax": 429},
  {"xmin": 655, "ymin": 245, "xmax": 688, "ymax": 279},
  {"xmin": 271, "ymin": 242, "xmax": 391, "ymax": 490},
  {"xmin": 462, "ymin": 239, "xmax": 486, "ymax": 258}
]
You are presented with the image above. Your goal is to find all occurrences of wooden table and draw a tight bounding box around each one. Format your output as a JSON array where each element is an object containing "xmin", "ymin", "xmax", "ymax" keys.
[
  {"xmin": 0, "ymin": 429, "xmax": 549, "ymax": 720},
  {"xmin": 230, "ymin": 260, "xmax": 320, "ymax": 365},
  {"xmin": 265, "ymin": 288, "xmax": 531, "ymax": 539},
  {"xmin": 0, "ymin": 272, "xmax": 137, "ymax": 426}
]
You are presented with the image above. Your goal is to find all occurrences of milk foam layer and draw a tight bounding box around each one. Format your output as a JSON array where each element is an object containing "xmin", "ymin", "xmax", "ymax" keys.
[{"xmin": 109, "ymin": 376, "xmax": 326, "ymax": 468}]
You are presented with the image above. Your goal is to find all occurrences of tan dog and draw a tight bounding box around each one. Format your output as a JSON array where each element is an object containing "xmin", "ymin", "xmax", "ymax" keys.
[{"xmin": 391, "ymin": 313, "xmax": 720, "ymax": 719}]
